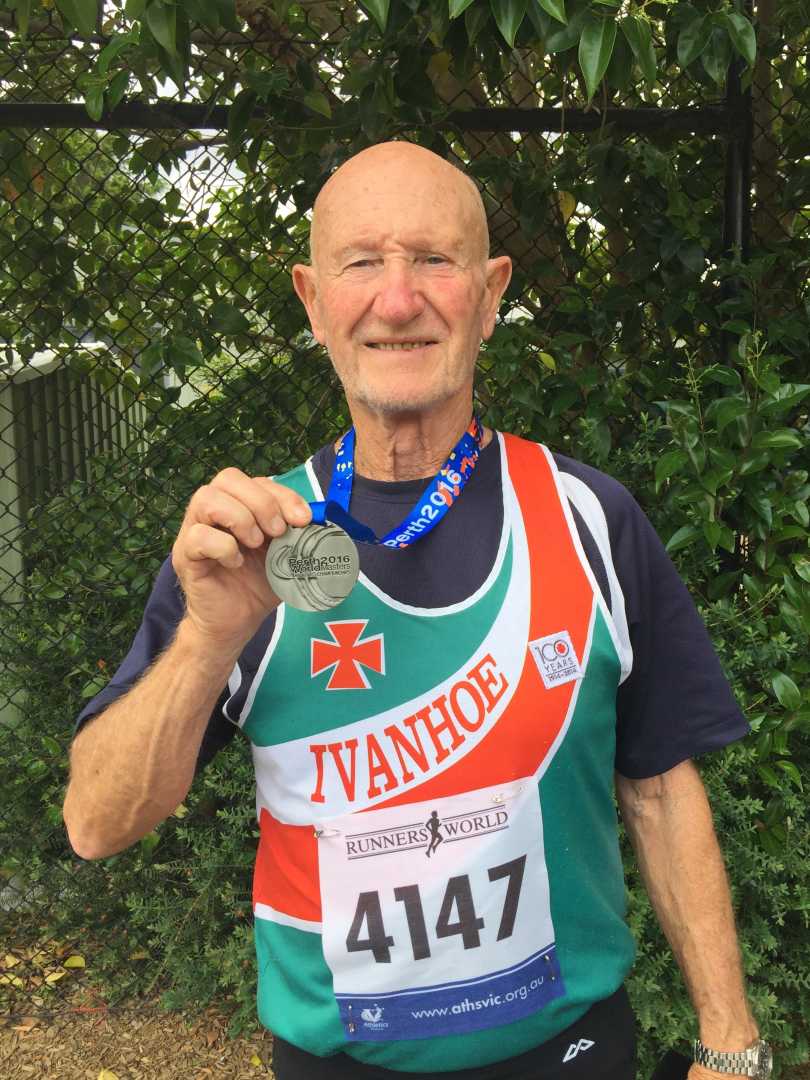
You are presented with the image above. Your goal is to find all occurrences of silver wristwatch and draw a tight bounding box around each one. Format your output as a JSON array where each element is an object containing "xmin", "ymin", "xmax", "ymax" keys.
[{"xmin": 693, "ymin": 1038, "xmax": 772, "ymax": 1078}]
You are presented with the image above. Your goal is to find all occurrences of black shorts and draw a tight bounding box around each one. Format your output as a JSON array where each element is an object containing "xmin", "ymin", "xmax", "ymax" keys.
[{"xmin": 271, "ymin": 985, "xmax": 636, "ymax": 1080}]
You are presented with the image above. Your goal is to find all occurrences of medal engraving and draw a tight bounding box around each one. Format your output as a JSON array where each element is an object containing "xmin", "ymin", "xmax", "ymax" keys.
[{"xmin": 266, "ymin": 523, "xmax": 359, "ymax": 612}]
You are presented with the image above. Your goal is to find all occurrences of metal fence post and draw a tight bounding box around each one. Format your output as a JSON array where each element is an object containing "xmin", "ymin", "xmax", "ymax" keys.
[{"xmin": 720, "ymin": 6, "xmax": 754, "ymax": 363}]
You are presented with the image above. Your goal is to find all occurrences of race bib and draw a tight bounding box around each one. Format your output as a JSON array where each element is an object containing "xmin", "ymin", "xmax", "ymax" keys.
[{"xmin": 317, "ymin": 778, "xmax": 566, "ymax": 1041}]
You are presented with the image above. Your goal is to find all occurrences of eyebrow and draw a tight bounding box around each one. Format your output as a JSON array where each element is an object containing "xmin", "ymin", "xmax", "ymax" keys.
[{"xmin": 333, "ymin": 238, "xmax": 467, "ymax": 262}]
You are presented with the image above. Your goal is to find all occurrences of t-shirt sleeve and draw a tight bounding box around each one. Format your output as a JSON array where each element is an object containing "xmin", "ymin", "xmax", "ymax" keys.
[
  {"xmin": 609, "ymin": 485, "xmax": 750, "ymax": 778},
  {"xmin": 73, "ymin": 555, "xmax": 239, "ymax": 772},
  {"xmin": 557, "ymin": 456, "xmax": 750, "ymax": 778}
]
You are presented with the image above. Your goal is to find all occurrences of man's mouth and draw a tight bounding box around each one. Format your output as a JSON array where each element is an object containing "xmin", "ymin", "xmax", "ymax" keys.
[{"xmin": 366, "ymin": 341, "xmax": 437, "ymax": 351}]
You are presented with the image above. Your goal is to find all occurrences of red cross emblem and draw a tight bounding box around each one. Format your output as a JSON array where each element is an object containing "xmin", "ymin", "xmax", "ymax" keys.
[{"xmin": 310, "ymin": 620, "xmax": 385, "ymax": 691}]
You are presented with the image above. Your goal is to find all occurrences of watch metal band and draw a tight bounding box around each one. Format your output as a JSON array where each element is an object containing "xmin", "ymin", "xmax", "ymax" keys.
[
  {"xmin": 693, "ymin": 1038, "xmax": 771, "ymax": 1078},
  {"xmin": 694, "ymin": 1041, "xmax": 752, "ymax": 1074}
]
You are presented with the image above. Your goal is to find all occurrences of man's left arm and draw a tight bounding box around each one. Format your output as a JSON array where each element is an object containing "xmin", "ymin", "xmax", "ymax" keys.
[{"xmin": 615, "ymin": 758, "xmax": 759, "ymax": 1080}]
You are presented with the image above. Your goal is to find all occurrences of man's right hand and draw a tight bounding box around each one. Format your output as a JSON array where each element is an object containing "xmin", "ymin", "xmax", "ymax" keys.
[{"xmin": 172, "ymin": 467, "xmax": 312, "ymax": 649}]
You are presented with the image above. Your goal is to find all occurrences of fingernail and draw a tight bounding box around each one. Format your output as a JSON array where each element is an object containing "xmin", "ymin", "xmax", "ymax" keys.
[
  {"xmin": 250, "ymin": 526, "xmax": 264, "ymax": 545},
  {"xmin": 270, "ymin": 515, "xmax": 286, "ymax": 534}
]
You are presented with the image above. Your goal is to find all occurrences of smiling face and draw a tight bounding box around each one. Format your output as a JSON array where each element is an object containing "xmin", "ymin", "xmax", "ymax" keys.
[{"xmin": 292, "ymin": 143, "xmax": 511, "ymax": 421}]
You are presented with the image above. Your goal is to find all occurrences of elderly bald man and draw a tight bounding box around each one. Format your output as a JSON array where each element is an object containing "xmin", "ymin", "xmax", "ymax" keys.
[{"xmin": 65, "ymin": 142, "xmax": 768, "ymax": 1080}]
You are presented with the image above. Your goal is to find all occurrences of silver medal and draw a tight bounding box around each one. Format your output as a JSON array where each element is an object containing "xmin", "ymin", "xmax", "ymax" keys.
[{"xmin": 265, "ymin": 523, "xmax": 360, "ymax": 612}]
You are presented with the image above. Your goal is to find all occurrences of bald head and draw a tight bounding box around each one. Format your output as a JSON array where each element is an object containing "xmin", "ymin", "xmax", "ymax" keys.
[{"xmin": 309, "ymin": 141, "xmax": 490, "ymax": 268}]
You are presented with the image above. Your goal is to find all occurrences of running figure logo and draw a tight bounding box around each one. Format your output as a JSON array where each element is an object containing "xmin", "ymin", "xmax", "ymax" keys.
[{"xmin": 425, "ymin": 810, "xmax": 444, "ymax": 857}]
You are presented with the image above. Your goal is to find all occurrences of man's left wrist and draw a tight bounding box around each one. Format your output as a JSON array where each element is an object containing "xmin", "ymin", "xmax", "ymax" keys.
[
  {"xmin": 698, "ymin": 1018, "xmax": 759, "ymax": 1051},
  {"xmin": 693, "ymin": 1035, "xmax": 772, "ymax": 1078}
]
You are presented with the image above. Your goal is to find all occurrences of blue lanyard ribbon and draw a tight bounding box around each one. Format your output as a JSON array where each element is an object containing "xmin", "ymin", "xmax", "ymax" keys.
[{"xmin": 310, "ymin": 417, "xmax": 484, "ymax": 549}]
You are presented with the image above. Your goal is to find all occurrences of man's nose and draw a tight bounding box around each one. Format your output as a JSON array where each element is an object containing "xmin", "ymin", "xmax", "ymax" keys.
[{"xmin": 371, "ymin": 261, "xmax": 426, "ymax": 324}]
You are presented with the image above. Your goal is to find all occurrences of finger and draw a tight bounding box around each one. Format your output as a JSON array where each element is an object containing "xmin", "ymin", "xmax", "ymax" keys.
[
  {"xmin": 179, "ymin": 523, "xmax": 245, "ymax": 569},
  {"xmin": 208, "ymin": 469, "xmax": 312, "ymax": 537},
  {"xmin": 188, "ymin": 487, "xmax": 277, "ymax": 549},
  {"xmin": 254, "ymin": 477, "xmax": 313, "ymax": 533}
]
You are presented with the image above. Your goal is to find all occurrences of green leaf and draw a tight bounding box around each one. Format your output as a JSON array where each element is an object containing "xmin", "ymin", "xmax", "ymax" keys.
[
  {"xmin": 722, "ymin": 11, "xmax": 756, "ymax": 67},
  {"xmin": 97, "ymin": 31, "xmax": 137, "ymax": 75},
  {"xmin": 738, "ymin": 451, "xmax": 769, "ymax": 476},
  {"xmin": 42, "ymin": 735, "xmax": 62, "ymax": 756},
  {"xmin": 227, "ymin": 88, "xmax": 257, "ymax": 143},
  {"xmin": 491, "ymin": 0, "xmax": 528, "ymax": 47},
  {"xmin": 654, "ymin": 449, "xmax": 687, "ymax": 491},
  {"xmin": 772, "ymin": 673, "xmax": 802, "ymax": 711},
  {"xmin": 465, "ymin": 2, "xmax": 490, "ymax": 42},
  {"xmin": 605, "ymin": 26, "xmax": 632, "ymax": 91},
  {"xmin": 545, "ymin": 7, "xmax": 584, "ymax": 52},
  {"xmin": 578, "ymin": 15, "xmax": 616, "ymax": 102},
  {"xmin": 549, "ymin": 386, "xmax": 579, "ymax": 417},
  {"xmin": 707, "ymin": 569, "xmax": 741, "ymax": 601},
  {"xmin": 107, "ymin": 70, "xmax": 130, "ymax": 111},
  {"xmin": 54, "ymin": 0, "xmax": 95, "ymax": 37},
  {"xmin": 139, "ymin": 830, "xmax": 161, "ymax": 859},
  {"xmin": 538, "ymin": 351, "xmax": 556, "ymax": 371},
  {"xmin": 362, "ymin": 0, "xmax": 390, "ymax": 32},
  {"xmin": 678, "ymin": 240, "xmax": 704, "ymax": 274},
  {"xmin": 208, "ymin": 300, "xmax": 250, "ymax": 336},
  {"xmin": 183, "ymin": 0, "xmax": 223, "ymax": 29},
  {"xmin": 751, "ymin": 429, "xmax": 803, "ymax": 450},
  {"xmin": 246, "ymin": 67, "xmax": 290, "ymax": 100},
  {"xmin": 720, "ymin": 318, "xmax": 752, "ymax": 335},
  {"xmin": 85, "ymin": 86, "xmax": 105, "ymax": 121},
  {"xmin": 746, "ymin": 494, "xmax": 772, "ymax": 528},
  {"xmin": 776, "ymin": 760, "xmax": 803, "ymax": 792},
  {"xmin": 146, "ymin": 0, "xmax": 177, "ymax": 55},
  {"xmin": 589, "ymin": 419, "xmax": 611, "ymax": 461},
  {"xmin": 757, "ymin": 821, "xmax": 786, "ymax": 855},
  {"xmin": 756, "ymin": 763, "xmax": 780, "ymax": 789},
  {"xmin": 792, "ymin": 500, "xmax": 809, "ymax": 528},
  {"xmin": 81, "ymin": 675, "xmax": 109, "ymax": 698},
  {"xmin": 303, "ymin": 91, "xmax": 332, "ymax": 118},
  {"xmin": 666, "ymin": 524, "xmax": 701, "ymax": 554},
  {"xmin": 166, "ymin": 335, "xmax": 203, "ymax": 370},
  {"xmin": 534, "ymin": 0, "xmax": 566, "ymax": 25},
  {"xmin": 677, "ymin": 13, "xmax": 710, "ymax": 68},
  {"xmin": 620, "ymin": 15, "xmax": 656, "ymax": 88},
  {"xmin": 702, "ymin": 26, "xmax": 732, "ymax": 86},
  {"xmin": 709, "ymin": 396, "xmax": 748, "ymax": 432},
  {"xmin": 15, "ymin": 0, "xmax": 32, "ymax": 37},
  {"xmin": 760, "ymin": 383, "xmax": 810, "ymax": 415},
  {"xmin": 705, "ymin": 365, "xmax": 743, "ymax": 388},
  {"xmin": 717, "ymin": 525, "xmax": 736, "ymax": 553},
  {"xmin": 449, "ymin": 0, "xmax": 477, "ymax": 18},
  {"xmin": 702, "ymin": 520, "xmax": 721, "ymax": 552}
]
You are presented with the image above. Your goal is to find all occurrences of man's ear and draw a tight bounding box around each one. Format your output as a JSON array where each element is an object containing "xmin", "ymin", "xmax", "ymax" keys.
[
  {"xmin": 481, "ymin": 256, "xmax": 513, "ymax": 341},
  {"xmin": 292, "ymin": 263, "xmax": 325, "ymax": 344}
]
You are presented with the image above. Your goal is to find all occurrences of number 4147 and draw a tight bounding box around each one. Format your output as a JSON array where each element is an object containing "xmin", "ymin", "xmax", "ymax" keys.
[{"xmin": 346, "ymin": 855, "xmax": 526, "ymax": 964}]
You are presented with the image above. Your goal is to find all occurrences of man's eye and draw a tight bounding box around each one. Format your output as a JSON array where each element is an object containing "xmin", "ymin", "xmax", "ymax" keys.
[
  {"xmin": 423, "ymin": 255, "xmax": 448, "ymax": 266},
  {"xmin": 347, "ymin": 258, "xmax": 376, "ymax": 269}
]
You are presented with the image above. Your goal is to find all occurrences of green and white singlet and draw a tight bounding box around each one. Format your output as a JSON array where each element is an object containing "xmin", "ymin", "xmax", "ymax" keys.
[{"xmin": 240, "ymin": 433, "xmax": 635, "ymax": 1073}]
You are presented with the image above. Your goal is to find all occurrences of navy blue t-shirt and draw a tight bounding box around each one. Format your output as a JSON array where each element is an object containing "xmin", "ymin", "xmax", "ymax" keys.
[{"xmin": 75, "ymin": 439, "xmax": 749, "ymax": 776}]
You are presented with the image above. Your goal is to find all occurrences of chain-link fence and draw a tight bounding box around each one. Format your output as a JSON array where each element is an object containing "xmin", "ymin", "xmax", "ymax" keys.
[{"xmin": 1, "ymin": 2, "xmax": 807, "ymax": 1027}]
